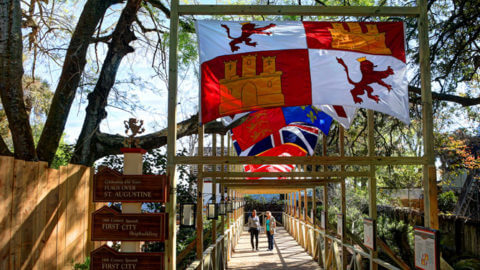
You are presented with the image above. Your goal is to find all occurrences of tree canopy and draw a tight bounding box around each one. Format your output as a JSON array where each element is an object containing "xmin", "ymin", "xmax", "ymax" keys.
[{"xmin": 0, "ymin": 0, "xmax": 479, "ymax": 166}]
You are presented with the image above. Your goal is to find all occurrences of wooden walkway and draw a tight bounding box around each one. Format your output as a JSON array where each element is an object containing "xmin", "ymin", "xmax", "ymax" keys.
[{"xmin": 227, "ymin": 227, "xmax": 321, "ymax": 270}]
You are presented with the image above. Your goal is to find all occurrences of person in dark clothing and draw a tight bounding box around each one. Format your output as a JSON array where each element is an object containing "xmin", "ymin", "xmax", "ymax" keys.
[{"xmin": 247, "ymin": 209, "xmax": 261, "ymax": 251}]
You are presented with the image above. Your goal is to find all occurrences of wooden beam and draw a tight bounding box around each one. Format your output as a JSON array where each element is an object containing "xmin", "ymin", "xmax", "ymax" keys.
[
  {"xmin": 340, "ymin": 126, "xmax": 348, "ymax": 269},
  {"xmin": 174, "ymin": 156, "xmax": 426, "ymax": 165},
  {"xmin": 203, "ymin": 171, "xmax": 370, "ymax": 178},
  {"xmin": 368, "ymin": 110, "xmax": 378, "ymax": 270},
  {"xmin": 211, "ymin": 134, "xmax": 217, "ymax": 270},
  {"xmin": 177, "ymin": 5, "xmax": 420, "ymax": 17},
  {"xmin": 166, "ymin": 0, "xmax": 179, "ymax": 267},
  {"xmin": 196, "ymin": 125, "xmax": 204, "ymax": 266},
  {"xmin": 418, "ymin": 0, "xmax": 439, "ymax": 230},
  {"xmin": 217, "ymin": 179, "xmax": 341, "ymax": 185}
]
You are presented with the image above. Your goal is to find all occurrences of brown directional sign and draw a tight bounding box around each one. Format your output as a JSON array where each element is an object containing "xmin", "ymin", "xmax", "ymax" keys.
[
  {"xmin": 92, "ymin": 206, "xmax": 168, "ymax": 241},
  {"xmin": 93, "ymin": 167, "xmax": 168, "ymax": 202},
  {"xmin": 91, "ymin": 245, "xmax": 164, "ymax": 270}
]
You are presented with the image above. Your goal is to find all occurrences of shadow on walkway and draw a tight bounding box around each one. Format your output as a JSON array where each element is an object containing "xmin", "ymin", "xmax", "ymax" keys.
[{"xmin": 227, "ymin": 227, "xmax": 320, "ymax": 270}]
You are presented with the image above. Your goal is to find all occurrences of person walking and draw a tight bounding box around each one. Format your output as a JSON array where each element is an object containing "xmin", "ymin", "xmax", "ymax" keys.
[
  {"xmin": 247, "ymin": 209, "xmax": 261, "ymax": 251},
  {"xmin": 264, "ymin": 211, "xmax": 276, "ymax": 251}
]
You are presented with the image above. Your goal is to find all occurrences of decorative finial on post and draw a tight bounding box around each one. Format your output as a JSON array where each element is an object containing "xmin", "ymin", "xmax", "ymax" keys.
[{"xmin": 123, "ymin": 118, "xmax": 145, "ymax": 148}]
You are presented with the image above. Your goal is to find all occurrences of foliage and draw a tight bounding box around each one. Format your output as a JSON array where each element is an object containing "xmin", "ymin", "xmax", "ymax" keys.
[
  {"xmin": 438, "ymin": 190, "xmax": 458, "ymax": 213},
  {"xmin": 51, "ymin": 141, "xmax": 75, "ymax": 169},
  {"xmin": 73, "ymin": 256, "xmax": 90, "ymax": 270},
  {"xmin": 376, "ymin": 216, "xmax": 415, "ymax": 268},
  {"xmin": 437, "ymin": 130, "xmax": 480, "ymax": 174}
]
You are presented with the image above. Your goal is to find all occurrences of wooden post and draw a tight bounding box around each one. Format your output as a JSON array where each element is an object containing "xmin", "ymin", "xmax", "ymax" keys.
[
  {"xmin": 220, "ymin": 135, "xmax": 225, "ymax": 269},
  {"xmin": 340, "ymin": 126, "xmax": 348, "ymax": 269},
  {"xmin": 368, "ymin": 110, "xmax": 378, "ymax": 270},
  {"xmin": 304, "ymin": 189, "xmax": 308, "ymax": 222},
  {"xmin": 418, "ymin": 0, "xmax": 439, "ymax": 230},
  {"xmin": 292, "ymin": 192, "xmax": 295, "ymax": 217},
  {"xmin": 166, "ymin": 0, "xmax": 179, "ymax": 267},
  {"xmin": 323, "ymin": 184, "xmax": 329, "ymax": 265},
  {"xmin": 211, "ymin": 134, "xmax": 217, "ymax": 270},
  {"xmin": 312, "ymin": 187, "xmax": 316, "ymax": 225},
  {"xmin": 322, "ymin": 134, "xmax": 329, "ymax": 265},
  {"xmin": 196, "ymin": 125, "xmax": 204, "ymax": 268},
  {"xmin": 121, "ymin": 149, "xmax": 145, "ymax": 252}
]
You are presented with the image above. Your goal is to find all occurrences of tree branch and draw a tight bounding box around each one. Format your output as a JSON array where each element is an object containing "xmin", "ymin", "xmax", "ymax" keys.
[
  {"xmin": 91, "ymin": 113, "xmax": 241, "ymax": 164},
  {"xmin": 36, "ymin": 0, "xmax": 122, "ymax": 164},
  {"xmin": 71, "ymin": 0, "xmax": 143, "ymax": 166},
  {"xmin": 145, "ymin": 0, "xmax": 170, "ymax": 17},
  {"xmin": 90, "ymin": 33, "xmax": 113, "ymax": 43},
  {"xmin": 408, "ymin": 85, "xmax": 480, "ymax": 107}
]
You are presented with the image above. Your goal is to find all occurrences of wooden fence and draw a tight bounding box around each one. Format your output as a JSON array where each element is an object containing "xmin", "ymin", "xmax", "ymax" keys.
[{"xmin": 0, "ymin": 155, "xmax": 95, "ymax": 270}]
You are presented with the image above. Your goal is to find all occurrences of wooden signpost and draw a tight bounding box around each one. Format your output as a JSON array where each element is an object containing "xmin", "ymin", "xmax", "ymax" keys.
[
  {"xmin": 94, "ymin": 168, "xmax": 168, "ymax": 202},
  {"xmin": 363, "ymin": 218, "xmax": 376, "ymax": 250},
  {"xmin": 337, "ymin": 214, "xmax": 343, "ymax": 238},
  {"xmin": 92, "ymin": 206, "xmax": 168, "ymax": 241},
  {"xmin": 90, "ymin": 119, "xmax": 168, "ymax": 270},
  {"xmin": 91, "ymin": 245, "xmax": 164, "ymax": 270},
  {"xmin": 320, "ymin": 211, "xmax": 326, "ymax": 230},
  {"xmin": 414, "ymin": 227, "xmax": 439, "ymax": 270}
]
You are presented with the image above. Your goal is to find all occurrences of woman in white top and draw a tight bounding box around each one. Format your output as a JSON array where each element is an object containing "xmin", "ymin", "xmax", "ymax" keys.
[{"xmin": 247, "ymin": 209, "xmax": 261, "ymax": 251}]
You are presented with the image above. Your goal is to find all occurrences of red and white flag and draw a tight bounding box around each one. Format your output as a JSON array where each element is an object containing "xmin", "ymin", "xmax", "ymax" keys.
[{"xmin": 196, "ymin": 21, "xmax": 408, "ymax": 124}]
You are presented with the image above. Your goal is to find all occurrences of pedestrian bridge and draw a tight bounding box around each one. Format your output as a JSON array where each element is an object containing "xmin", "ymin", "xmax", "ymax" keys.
[{"xmin": 185, "ymin": 212, "xmax": 403, "ymax": 270}]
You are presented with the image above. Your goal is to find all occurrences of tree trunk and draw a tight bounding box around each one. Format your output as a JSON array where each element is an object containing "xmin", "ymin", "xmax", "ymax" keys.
[
  {"xmin": 71, "ymin": 0, "xmax": 142, "ymax": 166},
  {"xmin": 36, "ymin": 0, "xmax": 120, "ymax": 164},
  {"xmin": 0, "ymin": 0, "xmax": 36, "ymax": 160},
  {"xmin": 0, "ymin": 134, "xmax": 12, "ymax": 156}
]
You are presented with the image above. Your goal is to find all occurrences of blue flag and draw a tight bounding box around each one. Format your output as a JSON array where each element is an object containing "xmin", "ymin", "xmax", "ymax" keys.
[{"xmin": 282, "ymin": 106, "xmax": 332, "ymax": 136}]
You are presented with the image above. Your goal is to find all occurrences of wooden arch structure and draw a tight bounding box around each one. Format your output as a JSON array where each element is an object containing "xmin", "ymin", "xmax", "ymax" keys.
[{"xmin": 165, "ymin": 1, "xmax": 438, "ymax": 269}]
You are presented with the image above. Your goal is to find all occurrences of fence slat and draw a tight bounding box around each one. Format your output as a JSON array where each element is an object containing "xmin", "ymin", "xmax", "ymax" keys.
[
  {"xmin": 0, "ymin": 157, "xmax": 91, "ymax": 270},
  {"xmin": 11, "ymin": 159, "xmax": 25, "ymax": 269},
  {"xmin": 65, "ymin": 164, "xmax": 85, "ymax": 267},
  {"xmin": 0, "ymin": 156, "xmax": 14, "ymax": 270},
  {"xmin": 44, "ymin": 167, "xmax": 60, "ymax": 269},
  {"xmin": 33, "ymin": 161, "xmax": 48, "ymax": 270},
  {"xmin": 21, "ymin": 161, "xmax": 39, "ymax": 269},
  {"xmin": 57, "ymin": 165, "xmax": 67, "ymax": 270}
]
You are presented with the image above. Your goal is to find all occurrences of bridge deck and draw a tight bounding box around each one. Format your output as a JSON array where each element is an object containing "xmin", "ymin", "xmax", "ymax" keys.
[{"xmin": 227, "ymin": 227, "xmax": 320, "ymax": 270}]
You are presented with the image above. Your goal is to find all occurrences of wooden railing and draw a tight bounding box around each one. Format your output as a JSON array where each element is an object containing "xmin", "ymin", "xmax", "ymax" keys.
[
  {"xmin": 283, "ymin": 213, "xmax": 403, "ymax": 270},
  {"xmin": 185, "ymin": 215, "xmax": 244, "ymax": 270}
]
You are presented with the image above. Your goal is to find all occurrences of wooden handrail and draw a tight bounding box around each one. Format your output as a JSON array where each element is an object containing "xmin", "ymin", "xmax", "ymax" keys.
[{"xmin": 284, "ymin": 213, "xmax": 405, "ymax": 270}]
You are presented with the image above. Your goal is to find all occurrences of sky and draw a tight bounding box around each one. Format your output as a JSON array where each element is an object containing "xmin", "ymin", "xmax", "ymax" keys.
[{"xmin": 30, "ymin": 0, "xmax": 479, "ymax": 148}]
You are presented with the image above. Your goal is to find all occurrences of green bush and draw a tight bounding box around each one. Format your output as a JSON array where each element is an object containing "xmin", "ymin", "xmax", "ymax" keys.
[
  {"xmin": 73, "ymin": 257, "xmax": 89, "ymax": 270},
  {"xmin": 438, "ymin": 190, "xmax": 458, "ymax": 212}
]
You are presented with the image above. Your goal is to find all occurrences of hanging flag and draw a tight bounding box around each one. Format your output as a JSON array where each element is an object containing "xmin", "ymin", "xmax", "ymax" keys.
[
  {"xmin": 233, "ymin": 124, "xmax": 320, "ymax": 156},
  {"xmin": 231, "ymin": 105, "xmax": 332, "ymax": 150},
  {"xmin": 196, "ymin": 21, "xmax": 408, "ymax": 124},
  {"xmin": 317, "ymin": 105, "xmax": 357, "ymax": 129},
  {"xmin": 243, "ymin": 144, "xmax": 306, "ymax": 180}
]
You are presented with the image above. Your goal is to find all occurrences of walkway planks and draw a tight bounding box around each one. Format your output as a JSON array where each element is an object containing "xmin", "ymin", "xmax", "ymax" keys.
[{"xmin": 227, "ymin": 227, "xmax": 321, "ymax": 270}]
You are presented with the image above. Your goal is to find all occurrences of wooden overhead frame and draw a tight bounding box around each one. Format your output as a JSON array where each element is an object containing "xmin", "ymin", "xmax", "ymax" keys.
[
  {"xmin": 166, "ymin": 0, "xmax": 438, "ymax": 269},
  {"xmin": 175, "ymin": 156, "xmax": 426, "ymax": 165},
  {"xmin": 204, "ymin": 171, "xmax": 370, "ymax": 178}
]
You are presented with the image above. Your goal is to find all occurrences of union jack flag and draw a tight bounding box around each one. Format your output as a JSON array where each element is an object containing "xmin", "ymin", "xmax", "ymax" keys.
[{"xmin": 233, "ymin": 124, "xmax": 320, "ymax": 156}]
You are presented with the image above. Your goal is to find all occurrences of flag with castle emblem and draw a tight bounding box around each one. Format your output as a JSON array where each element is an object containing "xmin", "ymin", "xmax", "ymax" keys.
[{"xmin": 196, "ymin": 20, "xmax": 409, "ymax": 124}]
